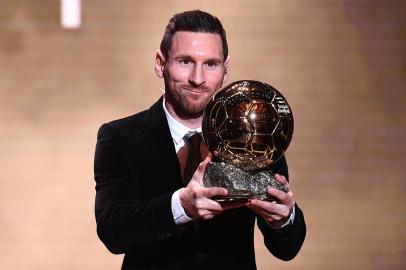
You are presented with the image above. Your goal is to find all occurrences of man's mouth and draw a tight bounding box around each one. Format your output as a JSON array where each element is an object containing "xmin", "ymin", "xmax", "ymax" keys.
[{"xmin": 181, "ymin": 86, "xmax": 210, "ymax": 94}]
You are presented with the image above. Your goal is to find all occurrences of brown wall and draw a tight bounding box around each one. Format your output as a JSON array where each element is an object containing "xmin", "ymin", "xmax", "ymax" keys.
[{"xmin": 0, "ymin": 0, "xmax": 405, "ymax": 269}]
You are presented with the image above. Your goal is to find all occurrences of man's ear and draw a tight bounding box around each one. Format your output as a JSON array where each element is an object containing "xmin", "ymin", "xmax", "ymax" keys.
[
  {"xmin": 155, "ymin": 50, "xmax": 165, "ymax": 78},
  {"xmin": 223, "ymin": 55, "xmax": 231, "ymax": 84}
]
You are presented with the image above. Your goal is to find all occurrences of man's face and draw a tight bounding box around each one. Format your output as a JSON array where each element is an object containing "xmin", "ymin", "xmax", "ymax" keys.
[{"xmin": 156, "ymin": 31, "xmax": 229, "ymax": 119}]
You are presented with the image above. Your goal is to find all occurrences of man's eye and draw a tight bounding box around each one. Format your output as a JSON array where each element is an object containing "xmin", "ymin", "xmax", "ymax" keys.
[
  {"xmin": 206, "ymin": 62, "xmax": 218, "ymax": 67},
  {"xmin": 181, "ymin": 59, "xmax": 190, "ymax": 65}
]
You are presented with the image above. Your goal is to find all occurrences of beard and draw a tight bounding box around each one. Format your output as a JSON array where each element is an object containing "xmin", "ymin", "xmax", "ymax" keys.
[
  {"xmin": 165, "ymin": 85, "xmax": 213, "ymax": 118},
  {"xmin": 164, "ymin": 79, "xmax": 217, "ymax": 119}
]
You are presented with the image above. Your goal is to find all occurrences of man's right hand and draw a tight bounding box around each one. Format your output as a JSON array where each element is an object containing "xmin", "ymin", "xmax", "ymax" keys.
[{"xmin": 179, "ymin": 156, "xmax": 243, "ymax": 220}]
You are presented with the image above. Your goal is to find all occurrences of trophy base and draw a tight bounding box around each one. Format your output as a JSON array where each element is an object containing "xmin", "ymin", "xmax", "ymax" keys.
[
  {"xmin": 212, "ymin": 194, "xmax": 280, "ymax": 203},
  {"xmin": 203, "ymin": 162, "xmax": 288, "ymax": 202},
  {"xmin": 212, "ymin": 195, "xmax": 251, "ymax": 203},
  {"xmin": 212, "ymin": 189, "xmax": 252, "ymax": 203}
]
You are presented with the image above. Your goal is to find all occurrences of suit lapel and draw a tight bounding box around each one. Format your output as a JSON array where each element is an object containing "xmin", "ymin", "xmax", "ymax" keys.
[{"xmin": 141, "ymin": 97, "xmax": 184, "ymax": 189}]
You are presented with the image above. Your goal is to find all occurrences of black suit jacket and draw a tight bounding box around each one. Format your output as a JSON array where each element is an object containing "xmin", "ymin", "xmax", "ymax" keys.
[{"xmin": 94, "ymin": 97, "xmax": 306, "ymax": 270}]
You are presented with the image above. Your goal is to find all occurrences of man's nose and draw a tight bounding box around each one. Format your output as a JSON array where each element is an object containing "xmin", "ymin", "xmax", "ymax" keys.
[{"xmin": 188, "ymin": 64, "xmax": 206, "ymax": 86}]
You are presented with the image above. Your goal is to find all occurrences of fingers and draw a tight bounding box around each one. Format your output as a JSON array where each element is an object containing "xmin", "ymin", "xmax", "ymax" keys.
[
  {"xmin": 246, "ymin": 177, "xmax": 295, "ymax": 227},
  {"xmin": 194, "ymin": 155, "xmax": 212, "ymax": 175},
  {"xmin": 249, "ymin": 199, "xmax": 291, "ymax": 218},
  {"xmin": 196, "ymin": 198, "xmax": 222, "ymax": 212},
  {"xmin": 181, "ymin": 184, "xmax": 236, "ymax": 220},
  {"xmin": 191, "ymin": 156, "xmax": 212, "ymax": 185},
  {"xmin": 185, "ymin": 182, "xmax": 227, "ymax": 200},
  {"xmin": 274, "ymin": 173, "xmax": 290, "ymax": 190},
  {"xmin": 247, "ymin": 199, "xmax": 292, "ymax": 224},
  {"xmin": 267, "ymin": 187, "xmax": 294, "ymax": 205},
  {"xmin": 189, "ymin": 192, "xmax": 229, "ymax": 220},
  {"xmin": 204, "ymin": 187, "xmax": 228, "ymax": 198},
  {"xmin": 199, "ymin": 155, "xmax": 212, "ymax": 169}
]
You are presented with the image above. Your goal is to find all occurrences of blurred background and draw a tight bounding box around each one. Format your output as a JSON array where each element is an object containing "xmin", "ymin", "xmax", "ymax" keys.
[{"xmin": 0, "ymin": 0, "xmax": 405, "ymax": 269}]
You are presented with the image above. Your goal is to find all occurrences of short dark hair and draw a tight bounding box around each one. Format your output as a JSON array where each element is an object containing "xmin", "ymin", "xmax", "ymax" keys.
[{"xmin": 160, "ymin": 10, "xmax": 228, "ymax": 61}]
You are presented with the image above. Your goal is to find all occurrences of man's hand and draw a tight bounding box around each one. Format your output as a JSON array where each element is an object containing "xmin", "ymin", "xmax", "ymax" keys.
[
  {"xmin": 246, "ymin": 174, "xmax": 295, "ymax": 229},
  {"xmin": 179, "ymin": 156, "xmax": 243, "ymax": 220}
]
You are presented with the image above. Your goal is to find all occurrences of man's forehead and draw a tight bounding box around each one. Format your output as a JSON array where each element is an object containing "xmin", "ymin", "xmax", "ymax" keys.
[{"xmin": 168, "ymin": 31, "xmax": 224, "ymax": 59}]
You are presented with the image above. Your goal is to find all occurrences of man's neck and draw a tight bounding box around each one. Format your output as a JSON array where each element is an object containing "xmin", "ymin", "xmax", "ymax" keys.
[{"xmin": 164, "ymin": 99, "xmax": 202, "ymax": 129}]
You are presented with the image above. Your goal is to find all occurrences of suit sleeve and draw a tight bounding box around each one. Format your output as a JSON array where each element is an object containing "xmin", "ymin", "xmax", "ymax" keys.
[
  {"xmin": 257, "ymin": 156, "xmax": 306, "ymax": 261},
  {"xmin": 94, "ymin": 123, "xmax": 177, "ymax": 254}
]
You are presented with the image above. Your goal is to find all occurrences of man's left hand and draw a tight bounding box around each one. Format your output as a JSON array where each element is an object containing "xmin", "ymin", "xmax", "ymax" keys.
[{"xmin": 246, "ymin": 174, "xmax": 295, "ymax": 229}]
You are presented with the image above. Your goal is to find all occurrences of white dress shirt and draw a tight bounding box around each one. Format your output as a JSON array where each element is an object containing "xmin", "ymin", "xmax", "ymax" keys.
[{"xmin": 162, "ymin": 99, "xmax": 295, "ymax": 227}]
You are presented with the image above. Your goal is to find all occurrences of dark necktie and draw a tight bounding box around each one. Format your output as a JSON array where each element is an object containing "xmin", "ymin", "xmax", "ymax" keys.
[
  {"xmin": 177, "ymin": 133, "xmax": 203, "ymax": 185},
  {"xmin": 176, "ymin": 133, "xmax": 209, "ymax": 243}
]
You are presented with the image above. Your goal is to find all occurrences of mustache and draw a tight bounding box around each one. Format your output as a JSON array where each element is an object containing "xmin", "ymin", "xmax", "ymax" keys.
[{"xmin": 179, "ymin": 85, "xmax": 211, "ymax": 93}]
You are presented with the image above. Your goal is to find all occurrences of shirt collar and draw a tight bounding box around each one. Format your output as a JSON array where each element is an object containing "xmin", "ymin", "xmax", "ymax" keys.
[{"xmin": 162, "ymin": 98, "xmax": 201, "ymax": 145}]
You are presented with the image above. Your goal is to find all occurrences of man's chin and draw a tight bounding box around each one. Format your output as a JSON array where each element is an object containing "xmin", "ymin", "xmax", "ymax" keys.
[
  {"xmin": 182, "ymin": 105, "xmax": 205, "ymax": 118},
  {"xmin": 167, "ymin": 91, "xmax": 211, "ymax": 118},
  {"xmin": 175, "ymin": 101, "xmax": 205, "ymax": 119}
]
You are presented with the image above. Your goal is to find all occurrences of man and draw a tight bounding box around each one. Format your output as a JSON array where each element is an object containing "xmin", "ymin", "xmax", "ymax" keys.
[{"xmin": 94, "ymin": 10, "xmax": 306, "ymax": 270}]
